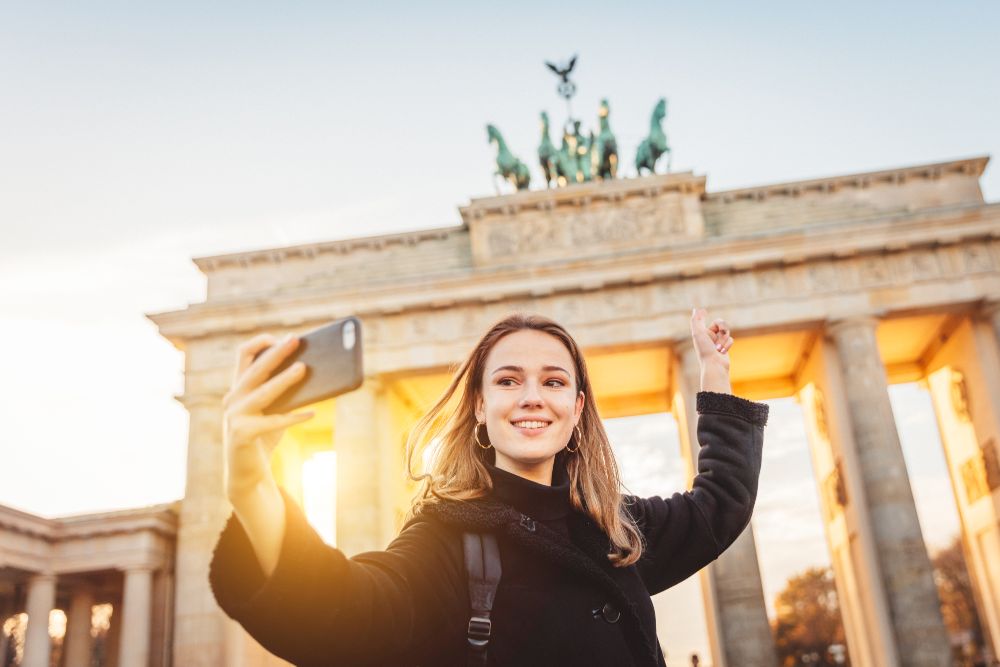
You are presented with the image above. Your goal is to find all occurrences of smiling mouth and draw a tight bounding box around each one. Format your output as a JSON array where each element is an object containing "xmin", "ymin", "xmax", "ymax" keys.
[{"xmin": 511, "ymin": 420, "xmax": 552, "ymax": 430}]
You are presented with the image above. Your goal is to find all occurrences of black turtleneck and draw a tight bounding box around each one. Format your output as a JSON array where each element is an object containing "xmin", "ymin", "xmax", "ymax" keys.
[{"xmin": 485, "ymin": 452, "xmax": 573, "ymax": 538}]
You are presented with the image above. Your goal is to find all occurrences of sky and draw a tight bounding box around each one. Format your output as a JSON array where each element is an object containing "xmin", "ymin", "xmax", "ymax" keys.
[{"xmin": 1, "ymin": 0, "xmax": 997, "ymax": 658}]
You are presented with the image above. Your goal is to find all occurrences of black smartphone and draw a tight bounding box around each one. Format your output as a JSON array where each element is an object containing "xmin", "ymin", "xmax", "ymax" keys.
[{"xmin": 254, "ymin": 316, "xmax": 364, "ymax": 415}]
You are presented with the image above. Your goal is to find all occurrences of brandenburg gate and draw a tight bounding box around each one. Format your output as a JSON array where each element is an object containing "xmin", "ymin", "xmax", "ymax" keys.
[{"xmin": 149, "ymin": 155, "xmax": 999, "ymax": 666}]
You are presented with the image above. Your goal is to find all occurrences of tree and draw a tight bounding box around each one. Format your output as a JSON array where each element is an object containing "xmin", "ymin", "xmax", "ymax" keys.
[
  {"xmin": 772, "ymin": 567, "xmax": 849, "ymax": 666},
  {"xmin": 932, "ymin": 535, "xmax": 985, "ymax": 664}
]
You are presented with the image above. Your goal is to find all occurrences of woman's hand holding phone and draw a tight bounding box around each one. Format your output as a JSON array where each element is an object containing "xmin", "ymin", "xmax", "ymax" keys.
[{"xmin": 222, "ymin": 333, "xmax": 315, "ymax": 502}]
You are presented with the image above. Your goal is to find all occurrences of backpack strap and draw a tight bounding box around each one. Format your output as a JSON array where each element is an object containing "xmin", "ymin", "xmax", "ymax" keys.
[{"xmin": 463, "ymin": 531, "xmax": 501, "ymax": 667}]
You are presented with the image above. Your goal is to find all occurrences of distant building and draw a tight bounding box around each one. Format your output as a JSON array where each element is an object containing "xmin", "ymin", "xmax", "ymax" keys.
[{"xmin": 0, "ymin": 501, "xmax": 177, "ymax": 666}]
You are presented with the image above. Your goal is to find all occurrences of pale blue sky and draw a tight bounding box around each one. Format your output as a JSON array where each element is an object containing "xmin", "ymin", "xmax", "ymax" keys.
[{"xmin": 0, "ymin": 2, "xmax": 994, "ymax": 656}]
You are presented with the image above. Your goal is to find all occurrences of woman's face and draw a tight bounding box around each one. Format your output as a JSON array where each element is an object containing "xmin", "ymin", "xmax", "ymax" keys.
[{"xmin": 475, "ymin": 329, "xmax": 585, "ymax": 484}]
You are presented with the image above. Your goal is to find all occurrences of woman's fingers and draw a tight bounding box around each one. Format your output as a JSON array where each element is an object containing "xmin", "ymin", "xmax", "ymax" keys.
[
  {"xmin": 227, "ymin": 411, "xmax": 315, "ymax": 454},
  {"xmin": 708, "ymin": 318, "xmax": 729, "ymax": 341},
  {"xmin": 690, "ymin": 308, "xmax": 715, "ymax": 347},
  {"xmin": 708, "ymin": 318, "xmax": 733, "ymax": 353},
  {"xmin": 229, "ymin": 334, "xmax": 300, "ymax": 402},
  {"xmin": 232, "ymin": 334, "xmax": 276, "ymax": 386},
  {"xmin": 691, "ymin": 308, "xmax": 735, "ymax": 356},
  {"xmin": 239, "ymin": 361, "xmax": 308, "ymax": 414}
]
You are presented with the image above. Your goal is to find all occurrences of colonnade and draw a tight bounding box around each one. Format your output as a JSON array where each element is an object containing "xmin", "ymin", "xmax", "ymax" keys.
[
  {"xmin": 0, "ymin": 566, "xmax": 164, "ymax": 667},
  {"xmin": 308, "ymin": 309, "xmax": 1000, "ymax": 666},
  {"xmin": 181, "ymin": 305, "xmax": 1000, "ymax": 667},
  {"xmin": 666, "ymin": 304, "xmax": 1000, "ymax": 666}
]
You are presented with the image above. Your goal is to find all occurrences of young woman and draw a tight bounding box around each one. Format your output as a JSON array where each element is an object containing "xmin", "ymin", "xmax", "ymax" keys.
[{"xmin": 210, "ymin": 309, "xmax": 768, "ymax": 667}]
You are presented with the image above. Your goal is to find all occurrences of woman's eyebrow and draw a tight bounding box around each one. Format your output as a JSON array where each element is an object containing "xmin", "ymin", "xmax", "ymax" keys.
[{"xmin": 490, "ymin": 365, "xmax": 570, "ymax": 375}]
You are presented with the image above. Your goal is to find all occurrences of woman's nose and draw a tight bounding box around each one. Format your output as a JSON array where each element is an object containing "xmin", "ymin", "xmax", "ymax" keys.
[{"xmin": 519, "ymin": 382, "xmax": 544, "ymax": 407}]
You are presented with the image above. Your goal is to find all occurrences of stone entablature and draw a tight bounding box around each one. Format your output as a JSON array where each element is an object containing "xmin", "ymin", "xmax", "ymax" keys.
[
  {"xmin": 150, "ymin": 199, "xmax": 1000, "ymax": 362},
  {"xmin": 195, "ymin": 226, "xmax": 471, "ymax": 302},
  {"xmin": 179, "ymin": 157, "xmax": 988, "ymax": 310},
  {"xmin": 0, "ymin": 502, "xmax": 179, "ymax": 574},
  {"xmin": 703, "ymin": 156, "xmax": 987, "ymax": 238},
  {"xmin": 705, "ymin": 156, "xmax": 986, "ymax": 203}
]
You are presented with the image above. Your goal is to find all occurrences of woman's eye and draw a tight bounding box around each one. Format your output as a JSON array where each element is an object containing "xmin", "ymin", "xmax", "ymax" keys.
[
  {"xmin": 545, "ymin": 379, "xmax": 566, "ymax": 387},
  {"xmin": 497, "ymin": 378, "xmax": 517, "ymax": 386}
]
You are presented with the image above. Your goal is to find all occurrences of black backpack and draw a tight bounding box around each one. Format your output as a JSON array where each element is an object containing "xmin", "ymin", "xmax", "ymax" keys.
[{"xmin": 462, "ymin": 532, "xmax": 501, "ymax": 667}]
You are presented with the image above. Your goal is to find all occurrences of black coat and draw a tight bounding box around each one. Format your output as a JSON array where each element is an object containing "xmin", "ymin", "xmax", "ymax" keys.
[{"xmin": 209, "ymin": 391, "xmax": 768, "ymax": 667}]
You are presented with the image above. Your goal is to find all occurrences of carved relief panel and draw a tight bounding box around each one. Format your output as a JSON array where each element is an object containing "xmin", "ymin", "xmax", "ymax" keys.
[{"xmin": 464, "ymin": 175, "xmax": 706, "ymax": 268}]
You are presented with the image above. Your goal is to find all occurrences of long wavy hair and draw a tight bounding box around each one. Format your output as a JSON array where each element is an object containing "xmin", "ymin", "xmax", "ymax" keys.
[{"xmin": 405, "ymin": 313, "xmax": 644, "ymax": 567}]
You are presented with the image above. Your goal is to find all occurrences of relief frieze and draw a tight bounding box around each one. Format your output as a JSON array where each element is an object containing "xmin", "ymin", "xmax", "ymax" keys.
[
  {"xmin": 728, "ymin": 274, "xmax": 758, "ymax": 305},
  {"xmin": 988, "ymin": 238, "xmax": 1000, "ymax": 269},
  {"xmin": 709, "ymin": 275, "xmax": 738, "ymax": 302},
  {"xmin": 859, "ymin": 256, "xmax": 892, "ymax": 286},
  {"xmin": 335, "ymin": 238, "xmax": 996, "ymax": 371},
  {"xmin": 962, "ymin": 245, "xmax": 995, "ymax": 273},
  {"xmin": 755, "ymin": 268, "xmax": 787, "ymax": 299},
  {"xmin": 471, "ymin": 192, "xmax": 704, "ymax": 267},
  {"xmin": 650, "ymin": 280, "xmax": 689, "ymax": 313},
  {"xmin": 909, "ymin": 250, "xmax": 941, "ymax": 280},
  {"xmin": 807, "ymin": 262, "xmax": 838, "ymax": 293}
]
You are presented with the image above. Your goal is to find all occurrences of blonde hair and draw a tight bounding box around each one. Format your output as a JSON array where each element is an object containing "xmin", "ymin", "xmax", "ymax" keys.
[{"xmin": 405, "ymin": 313, "xmax": 644, "ymax": 567}]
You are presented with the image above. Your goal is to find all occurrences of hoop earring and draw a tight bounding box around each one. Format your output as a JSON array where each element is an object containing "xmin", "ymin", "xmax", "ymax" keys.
[
  {"xmin": 474, "ymin": 422, "xmax": 492, "ymax": 449},
  {"xmin": 566, "ymin": 424, "xmax": 583, "ymax": 453}
]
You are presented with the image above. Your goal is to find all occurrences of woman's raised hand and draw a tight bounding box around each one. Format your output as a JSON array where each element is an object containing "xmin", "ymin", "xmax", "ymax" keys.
[
  {"xmin": 689, "ymin": 308, "xmax": 734, "ymax": 393},
  {"xmin": 222, "ymin": 333, "xmax": 315, "ymax": 501}
]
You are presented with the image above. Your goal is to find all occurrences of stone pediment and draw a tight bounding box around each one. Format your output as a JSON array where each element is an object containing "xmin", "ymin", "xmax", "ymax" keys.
[{"xmin": 459, "ymin": 171, "xmax": 706, "ymax": 268}]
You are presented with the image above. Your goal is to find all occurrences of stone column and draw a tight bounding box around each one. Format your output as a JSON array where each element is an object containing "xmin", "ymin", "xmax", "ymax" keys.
[
  {"xmin": 0, "ymin": 597, "xmax": 13, "ymax": 666},
  {"xmin": 826, "ymin": 317, "xmax": 950, "ymax": 665},
  {"xmin": 173, "ymin": 390, "xmax": 229, "ymax": 666},
  {"xmin": 922, "ymin": 309, "xmax": 1000, "ymax": 659},
  {"xmin": 22, "ymin": 574, "xmax": 56, "ymax": 667},
  {"xmin": 986, "ymin": 301, "xmax": 1000, "ymax": 353},
  {"xmin": 334, "ymin": 379, "xmax": 382, "ymax": 555},
  {"xmin": 106, "ymin": 597, "xmax": 121, "ymax": 667},
  {"xmin": 798, "ymin": 339, "xmax": 897, "ymax": 667},
  {"xmin": 119, "ymin": 567, "xmax": 154, "ymax": 667},
  {"xmin": 672, "ymin": 344, "xmax": 777, "ymax": 667},
  {"xmin": 150, "ymin": 569, "xmax": 173, "ymax": 667},
  {"xmin": 63, "ymin": 586, "xmax": 95, "ymax": 667}
]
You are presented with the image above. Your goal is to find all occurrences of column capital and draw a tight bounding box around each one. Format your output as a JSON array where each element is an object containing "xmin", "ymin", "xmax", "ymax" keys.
[
  {"xmin": 826, "ymin": 315, "xmax": 880, "ymax": 338},
  {"xmin": 979, "ymin": 299, "xmax": 1000, "ymax": 319}
]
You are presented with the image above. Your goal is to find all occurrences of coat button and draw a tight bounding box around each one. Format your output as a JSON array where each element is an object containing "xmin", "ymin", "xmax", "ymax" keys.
[
  {"xmin": 601, "ymin": 603, "xmax": 621, "ymax": 624},
  {"xmin": 519, "ymin": 515, "xmax": 536, "ymax": 532}
]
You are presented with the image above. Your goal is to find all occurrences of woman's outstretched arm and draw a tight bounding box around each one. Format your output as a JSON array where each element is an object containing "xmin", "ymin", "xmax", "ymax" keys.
[
  {"xmin": 212, "ymin": 333, "xmax": 466, "ymax": 665},
  {"xmin": 221, "ymin": 332, "xmax": 314, "ymax": 577},
  {"xmin": 627, "ymin": 309, "xmax": 766, "ymax": 593},
  {"xmin": 210, "ymin": 488, "xmax": 466, "ymax": 667}
]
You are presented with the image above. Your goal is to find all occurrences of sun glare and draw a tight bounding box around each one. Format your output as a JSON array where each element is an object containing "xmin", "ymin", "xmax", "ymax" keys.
[{"xmin": 302, "ymin": 451, "xmax": 337, "ymax": 547}]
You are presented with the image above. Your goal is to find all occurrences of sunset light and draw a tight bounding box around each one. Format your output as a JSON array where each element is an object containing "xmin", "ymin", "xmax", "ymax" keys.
[{"xmin": 302, "ymin": 451, "xmax": 337, "ymax": 547}]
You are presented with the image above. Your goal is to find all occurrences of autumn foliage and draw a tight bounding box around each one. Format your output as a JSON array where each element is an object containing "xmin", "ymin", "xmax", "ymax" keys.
[
  {"xmin": 772, "ymin": 538, "xmax": 989, "ymax": 666},
  {"xmin": 932, "ymin": 536, "xmax": 986, "ymax": 664},
  {"xmin": 771, "ymin": 567, "xmax": 847, "ymax": 666}
]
